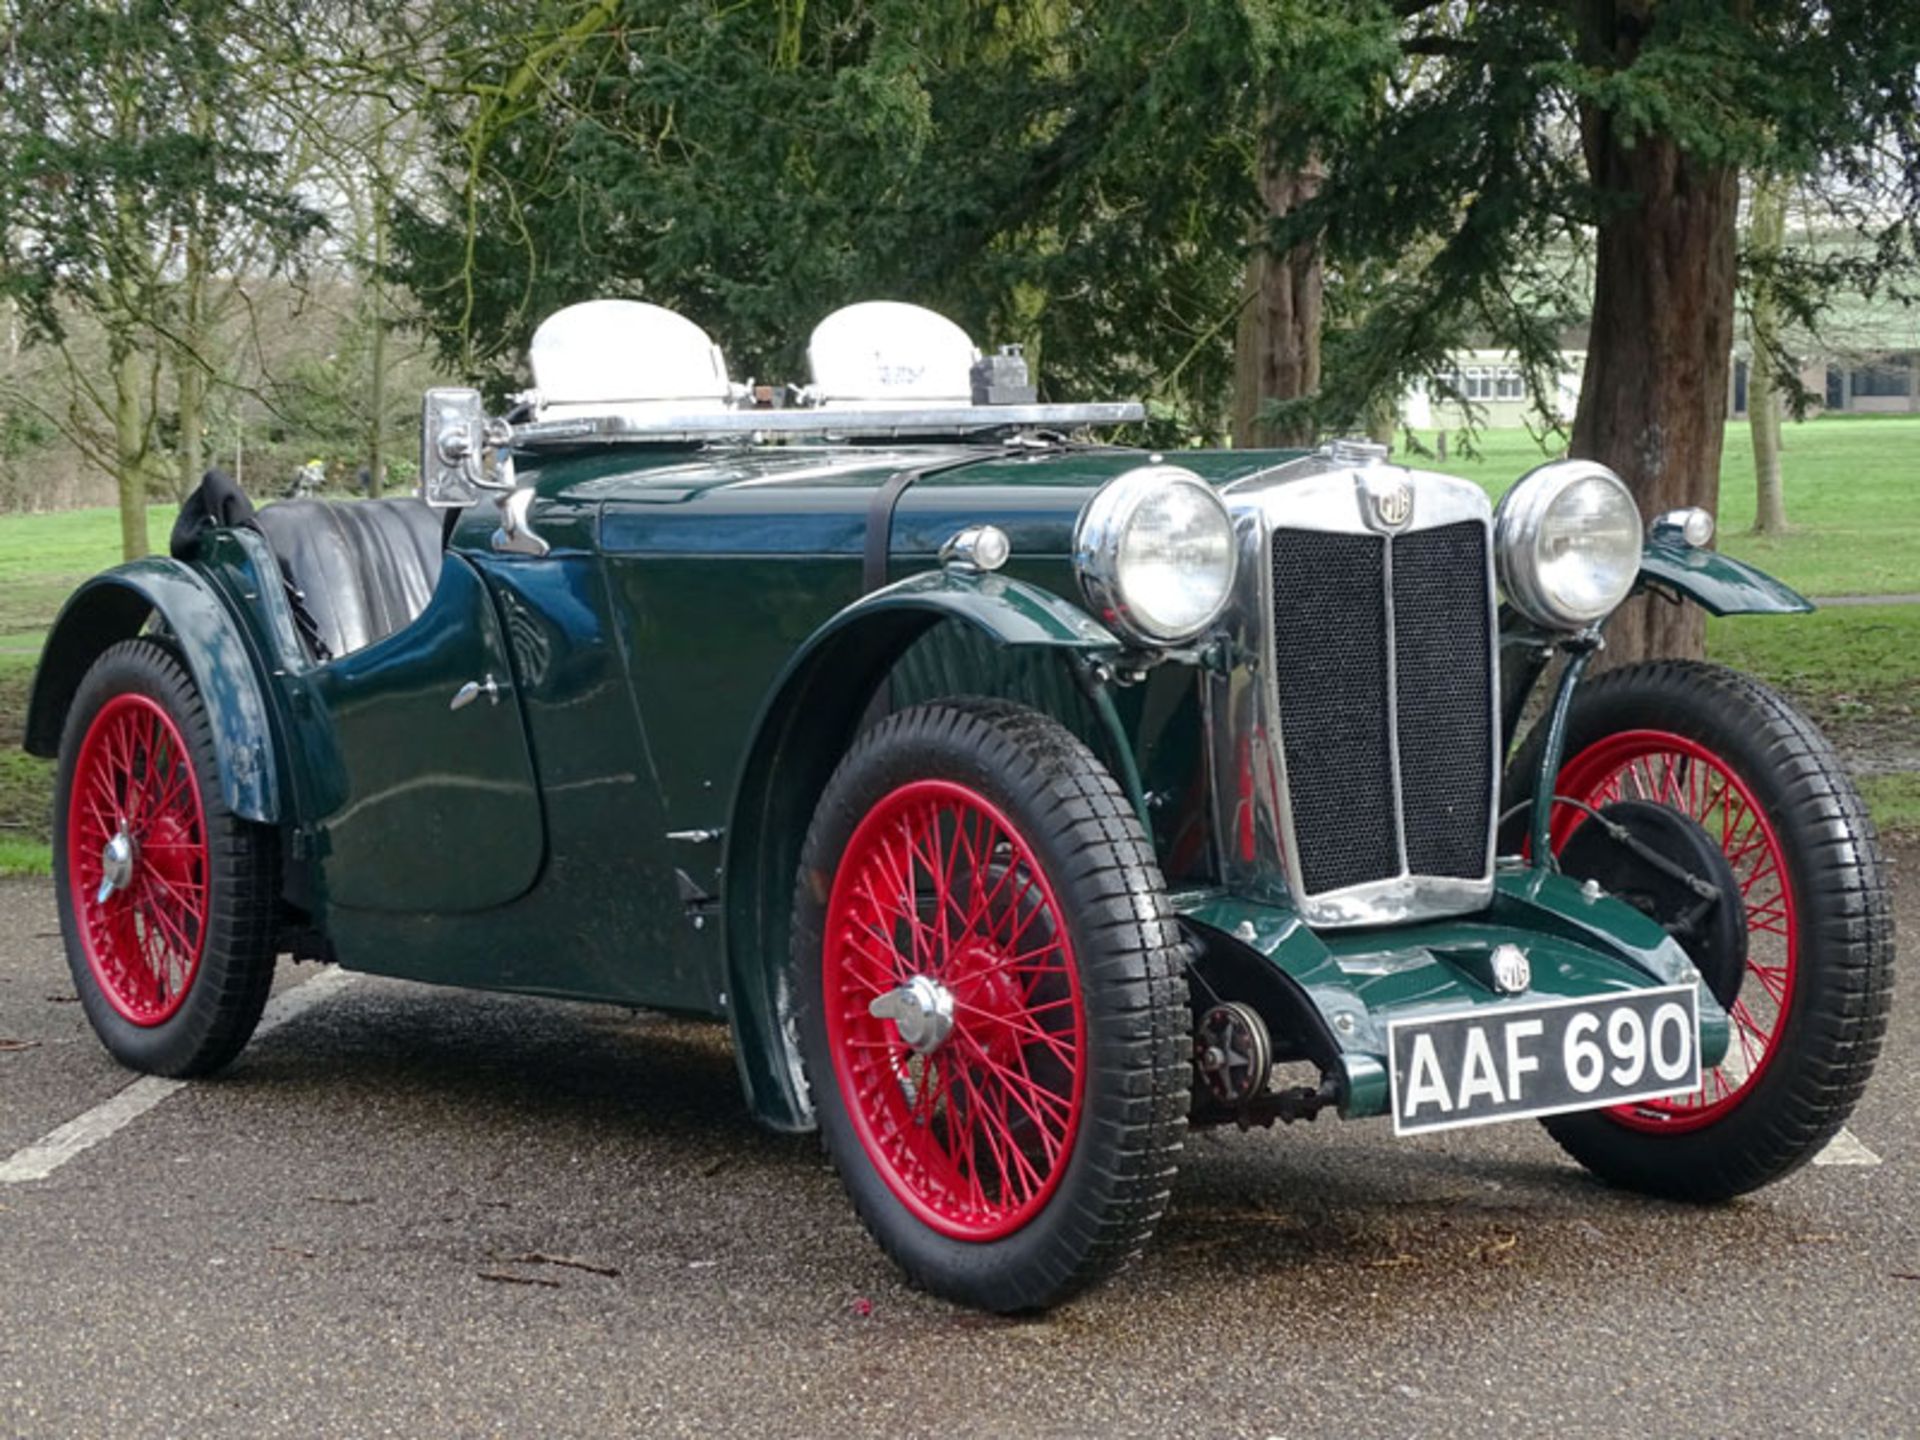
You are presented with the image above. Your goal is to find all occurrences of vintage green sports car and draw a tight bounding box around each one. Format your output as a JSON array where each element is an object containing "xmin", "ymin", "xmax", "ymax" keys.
[{"xmin": 27, "ymin": 300, "xmax": 1893, "ymax": 1310}]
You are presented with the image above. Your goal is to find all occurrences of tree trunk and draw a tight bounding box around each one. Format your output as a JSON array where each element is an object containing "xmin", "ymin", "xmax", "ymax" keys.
[
  {"xmin": 176, "ymin": 106, "xmax": 210, "ymax": 503},
  {"xmin": 112, "ymin": 333, "xmax": 149, "ymax": 561},
  {"xmin": 176, "ymin": 352, "xmax": 205, "ymax": 503},
  {"xmin": 1232, "ymin": 144, "xmax": 1323, "ymax": 449},
  {"xmin": 367, "ymin": 108, "xmax": 390, "ymax": 499},
  {"xmin": 1570, "ymin": 79, "xmax": 1740, "ymax": 666},
  {"xmin": 1747, "ymin": 172, "xmax": 1789, "ymax": 536}
]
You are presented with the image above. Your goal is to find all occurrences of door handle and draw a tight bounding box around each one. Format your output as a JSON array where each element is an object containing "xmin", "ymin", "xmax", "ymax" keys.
[{"xmin": 450, "ymin": 674, "xmax": 502, "ymax": 710}]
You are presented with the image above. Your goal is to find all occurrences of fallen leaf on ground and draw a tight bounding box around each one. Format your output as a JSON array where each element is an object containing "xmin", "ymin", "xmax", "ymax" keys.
[{"xmin": 0, "ymin": 1039, "xmax": 40, "ymax": 1052}]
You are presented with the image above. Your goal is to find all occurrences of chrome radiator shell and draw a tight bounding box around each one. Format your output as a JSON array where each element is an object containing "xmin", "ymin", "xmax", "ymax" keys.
[{"xmin": 1204, "ymin": 452, "xmax": 1502, "ymax": 929}]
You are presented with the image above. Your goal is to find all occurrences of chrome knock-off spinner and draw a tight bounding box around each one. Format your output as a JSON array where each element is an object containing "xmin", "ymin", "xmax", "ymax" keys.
[
  {"xmin": 869, "ymin": 975, "xmax": 957, "ymax": 1056},
  {"xmin": 96, "ymin": 830, "xmax": 136, "ymax": 906}
]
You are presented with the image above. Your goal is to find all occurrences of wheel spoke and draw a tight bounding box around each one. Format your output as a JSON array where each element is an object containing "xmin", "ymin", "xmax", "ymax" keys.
[
  {"xmin": 822, "ymin": 776, "xmax": 1087, "ymax": 1240},
  {"xmin": 64, "ymin": 694, "xmax": 210, "ymax": 1027},
  {"xmin": 1552, "ymin": 730, "xmax": 1799, "ymax": 1134}
]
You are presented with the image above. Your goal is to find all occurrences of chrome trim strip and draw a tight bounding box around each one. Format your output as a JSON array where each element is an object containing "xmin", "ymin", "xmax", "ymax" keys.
[
  {"xmin": 1381, "ymin": 532, "xmax": 1410, "ymax": 875},
  {"xmin": 510, "ymin": 402, "xmax": 1144, "ymax": 447}
]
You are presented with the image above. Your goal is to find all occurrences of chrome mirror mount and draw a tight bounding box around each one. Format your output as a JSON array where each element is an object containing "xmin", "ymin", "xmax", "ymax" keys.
[
  {"xmin": 421, "ymin": 388, "xmax": 517, "ymax": 508},
  {"xmin": 491, "ymin": 486, "xmax": 550, "ymax": 557}
]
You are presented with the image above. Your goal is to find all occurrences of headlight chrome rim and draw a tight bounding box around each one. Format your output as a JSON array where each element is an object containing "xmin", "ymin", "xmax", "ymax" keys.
[
  {"xmin": 1074, "ymin": 464, "xmax": 1236, "ymax": 645},
  {"xmin": 1494, "ymin": 459, "xmax": 1645, "ymax": 631}
]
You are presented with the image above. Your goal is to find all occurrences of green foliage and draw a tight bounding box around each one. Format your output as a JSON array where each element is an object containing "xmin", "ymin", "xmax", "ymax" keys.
[
  {"xmin": 0, "ymin": 1, "xmax": 322, "ymax": 344},
  {"xmin": 1286, "ymin": 2, "xmax": 1920, "ymax": 432},
  {"xmin": 386, "ymin": 1, "xmax": 1374, "ymax": 435},
  {"xmin": 384, "ymin": 2, "xmax": 1920, "ymax": 443}
]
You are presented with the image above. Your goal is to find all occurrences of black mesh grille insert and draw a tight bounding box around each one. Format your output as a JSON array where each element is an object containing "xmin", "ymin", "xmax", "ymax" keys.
[
  {"xmin": 1271, "ymin": 530, "xmax": 1398, "ymax": 894},
  {"xmin": 1393, "ymin": 522, "xmax": 1494, "ymax": 879}
]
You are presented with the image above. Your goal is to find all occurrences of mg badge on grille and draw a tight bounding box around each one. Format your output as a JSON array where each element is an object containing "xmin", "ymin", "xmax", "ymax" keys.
[{"xmin": 1359, "ymin": 472, "xmax": 1414, "ymax": 532}]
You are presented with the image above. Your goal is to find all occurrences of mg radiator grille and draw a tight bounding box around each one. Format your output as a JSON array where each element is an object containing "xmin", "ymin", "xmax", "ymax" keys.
[
  {"xmin": 1393, "ymin": 522, "xmax": 1495, "ymax": 878},
  {"xmin": 1271, "ymin": 531, "xmax": 1398, "ymax": 894},
  {"xmin": 1269, "ymin": 519, "xmax": 1493, "ymax": 898}
]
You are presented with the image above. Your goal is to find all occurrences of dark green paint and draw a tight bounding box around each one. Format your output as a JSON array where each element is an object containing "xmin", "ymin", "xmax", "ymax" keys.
[
  {"xmin": 305, "ymin": 556, "xmax": 544, "ymax": 912},
  {"xmin": 25, "ymin": 438, "xmax": 1744, "ymax": 1136},
  {"xmin": 1637, "ymin": 540, "xmax": 1813, "ymax": 616},
  {"xmin": 25, "ymin": 560, "xmax": 282, "ymax": 822},
  {"xmin": 1530, "ymin": 639, "xmax": 1599, "ymax": 864},
  {"xmin": 323, "ymin": 551, "xmax": 720, "ymax": 1012},
  {"xmin": 1179, "ymin": 866, "xmax": 1729, "ymax": 1119}
]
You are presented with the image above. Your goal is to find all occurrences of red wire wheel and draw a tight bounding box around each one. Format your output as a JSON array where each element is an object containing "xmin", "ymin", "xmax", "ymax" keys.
[
  {"xmin": 1550, "ymin": 729, "xmax": 1795, "ymax": 1133},
  {"xmin": 794, "ymin": 698, "xmax": 1189, "ymax": 1310},
  {"xmin": 64, "ymin": 693, "xmax": 211, "ymax": 1026},
  {"xmin": 1512, "ymin": 661, "xmax": 1892, "ymax": 1201},
  {"xmin": 822, "ymin": 778, "xmax": 1087, "ymax": 1241},
  {"xmin": 53, "ymin": 639, "xmax": 280, "ymax": 1078}
]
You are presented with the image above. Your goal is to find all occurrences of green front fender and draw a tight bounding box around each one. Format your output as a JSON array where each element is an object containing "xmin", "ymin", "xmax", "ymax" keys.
[
  {"xmin": 721, "ymin": 568, "xmax": 1122, "ymax": 1131},
  {"xmin": 1637, "ymin": 539, "xmax": 1813, "ymax": 616},
  {"xmin": 24, "ymin": 561, "xmax": 281, "ymax": 823},
  {"xmin": 1181, "ymin": 868, "xmax": 1732, "ymax": 1120}
]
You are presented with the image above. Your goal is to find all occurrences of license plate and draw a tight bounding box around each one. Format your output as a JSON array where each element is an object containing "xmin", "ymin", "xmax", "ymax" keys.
[{"xmin": 1388, "ymin": 984, "xmax": 1701, "ymax": 1136}]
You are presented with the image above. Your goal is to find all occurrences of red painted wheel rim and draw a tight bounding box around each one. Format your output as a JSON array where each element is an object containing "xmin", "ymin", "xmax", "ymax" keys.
[
  {"xmin": 822, "ymin": 779, "xmax": 1087, "ymax": 1241},
  {"xmin": 1550, "ymin": 729, "xmax": 1797, "ymax": 1133},
  {"xmin": 65, "ymin": 694, "xmax": 211, "ymax": 1027}
]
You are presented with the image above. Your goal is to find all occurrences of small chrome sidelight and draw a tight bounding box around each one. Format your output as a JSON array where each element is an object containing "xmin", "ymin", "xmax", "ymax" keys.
[
  {"xmin": 939, "ymin": 524, "xmax": 1011, "ymax": 573},
  {"xmin": 1652, "ymin": 506, "xmax": 1715, "ymax": 548}
]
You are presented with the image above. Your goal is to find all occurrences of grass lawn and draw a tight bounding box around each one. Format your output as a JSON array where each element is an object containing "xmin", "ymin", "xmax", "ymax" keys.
[
  {"xmin": 0, "ymin": 505, "xmax": 176, "ymax": 875},
  {"xmin": 0, "ymin": 440, "xmax": 1913, "ymax": 874},
  {"xmin": 1401, "ymin": 415, "xmax": 1920, "ymax": 598},
  {"xmin": 1707, "ymin": 606, "xmax": 1920, "ymax": 838}
]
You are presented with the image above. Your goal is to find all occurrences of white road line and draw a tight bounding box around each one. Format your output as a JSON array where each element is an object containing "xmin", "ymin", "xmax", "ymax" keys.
[
  {"xmin": 1813, "ymin": 1127, "xmax": 1882, "ymax": 1167},
  {"xmin": 0, "ymin": 965, "xmax": 356, "ymax": 1185}
]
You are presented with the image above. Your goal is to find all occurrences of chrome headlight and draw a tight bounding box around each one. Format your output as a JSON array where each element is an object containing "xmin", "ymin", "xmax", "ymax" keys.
[
  {"xmin": 1494, "ymin": 460, "xmax": 1644, "ymax": 630},
  {"xmin": 1074, "ymin": 465, "xmax": 1236, "ymax": 644}
]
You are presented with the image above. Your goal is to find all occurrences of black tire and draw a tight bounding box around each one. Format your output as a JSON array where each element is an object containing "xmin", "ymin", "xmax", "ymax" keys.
[
  {"xmin": 1506, "ymin": 660, "xmax": 1893, "ymax": 1200},
  {"xmin": 53, "ymin": 638, "xmax": 280, "ymax": 1077},
  {"xmin": 792, "ymin": 698, "xmax": 1190, "ymax": 1311}
]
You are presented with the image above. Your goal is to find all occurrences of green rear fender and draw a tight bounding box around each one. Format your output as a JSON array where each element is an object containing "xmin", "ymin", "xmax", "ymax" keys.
[
  {"xmin": 721, "ymin": 568, "xmax": 1121, "ymax": 1131},
  {"xmin": 24, "ymin": 561, "xmax": 282, "ymax": 823}
]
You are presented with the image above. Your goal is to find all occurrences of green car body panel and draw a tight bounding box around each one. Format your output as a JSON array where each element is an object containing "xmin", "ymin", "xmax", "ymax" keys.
[
  {"xmin": 27, "ymin": 558, "xmax": 284, "ymax": 822},
  {"xmin": 1637, "ymin": 536, "xmax": 1815, "ymax": 616},
  {"xmin": 24, "ymin": 437, "xmax": 1767, "ymax": 1131}
]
